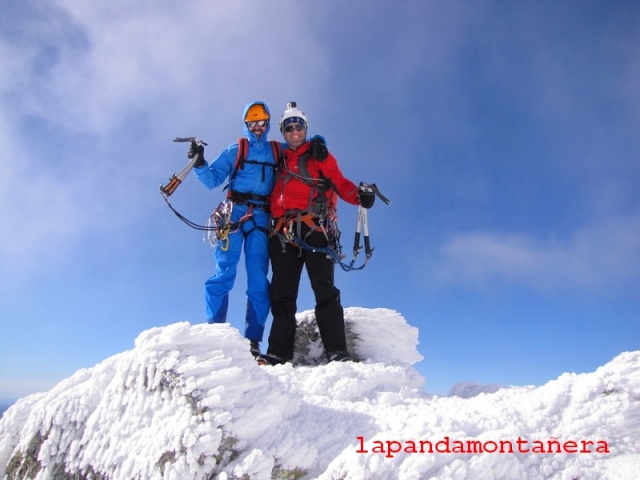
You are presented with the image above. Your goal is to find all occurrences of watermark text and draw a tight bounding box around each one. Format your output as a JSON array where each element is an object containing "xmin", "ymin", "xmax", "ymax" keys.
[{"xmin": 356, "ymin": 436, "xmax": 610, "ymax": 459}]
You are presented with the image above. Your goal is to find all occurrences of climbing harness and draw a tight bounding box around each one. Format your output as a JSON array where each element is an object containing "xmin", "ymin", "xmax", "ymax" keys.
[
  {"xmin": 204, "ymin": 200, "xmax": 265, "ymax": 250},
  {"xmin": 273, "ymin": 183, "xmax": 390, "ymax": 272}
]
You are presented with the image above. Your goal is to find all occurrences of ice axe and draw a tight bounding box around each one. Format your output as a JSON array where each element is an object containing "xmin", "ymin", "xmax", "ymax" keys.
[
  {"xmin": 352, "ymin": 183, "xmax": 391, "ymax": 261},
  {"xmin": 159, "ymin": 137, "xmax": 208, "ymax": 197}
]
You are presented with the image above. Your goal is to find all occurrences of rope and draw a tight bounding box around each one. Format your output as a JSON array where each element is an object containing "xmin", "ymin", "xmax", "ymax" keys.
[
  {"xmin": 161, "ymin": 192, "xmax": 224, "ymax": 231},
  {"xmin": 290, "ymin": 236, "xmax": 370, "ymax": 272}
]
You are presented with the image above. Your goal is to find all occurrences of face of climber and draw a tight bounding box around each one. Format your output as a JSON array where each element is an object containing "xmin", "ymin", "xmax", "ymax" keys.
[
  {"xmin": 246, "ymin": 120, "xmax": 268, "ymax": 139},
  {"xmin": 244, "ymin": 103, "xmax": 270, "ymax": 139},
  {"xmin": 282, "ymin": 120, "xmax": 307, "ymax": 150}
]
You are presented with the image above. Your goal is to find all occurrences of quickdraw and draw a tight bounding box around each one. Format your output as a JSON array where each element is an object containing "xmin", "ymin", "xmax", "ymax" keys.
[
  {"xmin": 206, "ymin": 200, "xmax": 234, "ymax": 250},
  {"xmin": 204, "ymin": 200, "xmax": 258, "ymax": 250},
  {"xmin": 279, "ymin": 184, "xmax": 391, "ymax": 272},
  {"xmin": 287, "ymin": 207, "xmax": 370, "ymax": 272}
]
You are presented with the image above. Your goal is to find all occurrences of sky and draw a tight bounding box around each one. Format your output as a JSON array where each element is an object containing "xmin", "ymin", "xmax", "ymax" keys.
[
  {"xmin": 1, "ymin": 311, "xmax": 638, "ymax": 478},
  {"xmin": 1, "ymin": 0, "xmax": 639, "ymax": 401}
]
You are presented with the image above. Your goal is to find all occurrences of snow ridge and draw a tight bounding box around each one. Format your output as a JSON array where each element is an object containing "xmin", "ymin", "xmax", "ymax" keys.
[{"xmin": 0, "ymin": 308, "xmax": 638, "ymax": 480}]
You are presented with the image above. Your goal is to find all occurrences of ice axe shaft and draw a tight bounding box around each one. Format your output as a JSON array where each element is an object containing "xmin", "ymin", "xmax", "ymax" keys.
[
  {"xmin": 353, "ymin": 206, "xmax": 373, "ymax": 258},
  {"xmin": 159, "ymin": 137, "xmax": 208, "ymax": 197}
]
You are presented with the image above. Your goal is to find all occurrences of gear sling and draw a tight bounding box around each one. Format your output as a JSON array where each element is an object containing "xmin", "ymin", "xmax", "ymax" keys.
[
  {"xmin": 271, "ymin": 150, "xmax": 391, "ymax": 271},
  {"xmin": 270, "ymin": 149, "xmax": 371, "ymax": 271},
  {"xmin": 271, "ymin": 149, "xmax": 338, "ymax": 243}
]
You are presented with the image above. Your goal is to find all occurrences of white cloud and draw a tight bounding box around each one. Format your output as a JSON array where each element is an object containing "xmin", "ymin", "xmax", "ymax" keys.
[
  {"xmin": 0, "ymin": 144, "xmax": 96, "ymax": 283},
  {"xmin": 0, "ymin": 1, "xmax": 332, "ymax": 287},
  {"xmin": 2, "ymin": 0, "xmax": 639, "ymax": 302},
  {"xmin": 1, "ymin": 1, "xmax": 333, "ymax": 137},
  {"xmin": 429, "ymin": 215, "xmax": 640, "ymax": 295}
]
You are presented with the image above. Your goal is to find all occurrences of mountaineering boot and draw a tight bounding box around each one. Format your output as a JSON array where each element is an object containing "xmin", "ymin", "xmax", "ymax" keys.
[
  {"xmin": 328, "ymin": 352, "xmax": 353, "ymax": 363},
  {"xmin": 250, "ymin": 340, "xmax": 261, "ymax": 358},
  {"xmin": 256, "ymin": 353, "xmax": 286, "ymax": 366}
]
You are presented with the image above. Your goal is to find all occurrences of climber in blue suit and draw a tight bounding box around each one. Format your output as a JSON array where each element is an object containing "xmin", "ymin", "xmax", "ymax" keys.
[{"xmin": 190, "ymin": 101, "xmax": 277, "ymax": 358}]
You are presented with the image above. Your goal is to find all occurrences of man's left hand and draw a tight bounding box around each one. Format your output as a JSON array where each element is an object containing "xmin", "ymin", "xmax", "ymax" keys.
[{"xmin": 309, "ymin": 136, "xmax": 328, "ymax": 161}]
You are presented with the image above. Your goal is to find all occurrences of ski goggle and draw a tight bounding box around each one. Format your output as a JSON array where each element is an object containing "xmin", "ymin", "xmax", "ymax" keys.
[
  {"xmin": 284, "ymin": 124, "xmax": 306, "ymax": 133},
  {"xmin": 246, "ymin": 120, "xmax": 268, "ymax": 128}
]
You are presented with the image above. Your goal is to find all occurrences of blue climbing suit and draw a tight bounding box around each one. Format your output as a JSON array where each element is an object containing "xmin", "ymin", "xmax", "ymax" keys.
[{"xmin": 194, "ymin": 101, "xmax": 276, "ymax": 342}]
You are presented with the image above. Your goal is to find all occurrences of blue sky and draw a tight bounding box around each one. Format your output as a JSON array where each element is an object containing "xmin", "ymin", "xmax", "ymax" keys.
[{"xmin": 1, "ymin": 0, "xmax": 639, "ymax": 400}]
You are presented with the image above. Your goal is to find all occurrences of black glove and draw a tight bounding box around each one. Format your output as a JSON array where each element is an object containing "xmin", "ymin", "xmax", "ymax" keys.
[
  {"xmin": 309, "ymin": 135, "xmax": 328, "ymax": 161},
  {"xmin": 188, "ymin": 141, "xmax": 206, "ymax": 168},
  {"xmin": 358, "ymin": 183, "xmax": 375, "ymax": 209}
]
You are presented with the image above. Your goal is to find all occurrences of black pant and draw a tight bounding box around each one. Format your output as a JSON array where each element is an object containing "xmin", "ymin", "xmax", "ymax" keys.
[{"xmin": 267, "ymin": 226, "xmax": 347, "ymax": 360}]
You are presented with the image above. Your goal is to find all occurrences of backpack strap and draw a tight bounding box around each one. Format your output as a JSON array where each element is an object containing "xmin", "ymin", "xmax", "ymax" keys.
[
  {"xmin": 270, "ymin": 140, "xmax": 282, "ymax": 167},
  {"xmin": 298, "ymin": 153, "xmax": 331, "ymax": 194},
  {"xmin": 229, "ymin": 137, "xmax": 249, "ymax": 187}
]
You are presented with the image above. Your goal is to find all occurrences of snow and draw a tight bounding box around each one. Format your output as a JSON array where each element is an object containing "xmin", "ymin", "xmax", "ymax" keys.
[{"xmin": 1, "ymin": 307, "xmax": 638, "ymax": 480}]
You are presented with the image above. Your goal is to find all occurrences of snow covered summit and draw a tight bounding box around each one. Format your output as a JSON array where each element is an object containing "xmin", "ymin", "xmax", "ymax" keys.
[{"xmin": 1, "ymin": 307, "xmax": 638, "ymax": 480}]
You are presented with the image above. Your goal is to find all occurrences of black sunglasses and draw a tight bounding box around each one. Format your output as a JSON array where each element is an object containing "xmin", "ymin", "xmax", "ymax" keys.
[{"xmin": 284, "ymin": 124, "xmax": 306, "ymax": 133}]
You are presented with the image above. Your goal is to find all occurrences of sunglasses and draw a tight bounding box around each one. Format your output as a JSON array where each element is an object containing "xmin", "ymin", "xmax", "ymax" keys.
[
  {"xmin": 284, "ymin": 124, "xmax": 306, "ymax": 133},
  {"xmin": 247, "ymin": 120, "xmax": 268, "ymax": 128}
]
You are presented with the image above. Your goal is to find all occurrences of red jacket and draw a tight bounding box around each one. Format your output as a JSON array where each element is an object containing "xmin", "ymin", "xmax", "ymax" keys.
[{"xmin": 271, "ymin": 141, "xmax": 359, "ymax": 219}]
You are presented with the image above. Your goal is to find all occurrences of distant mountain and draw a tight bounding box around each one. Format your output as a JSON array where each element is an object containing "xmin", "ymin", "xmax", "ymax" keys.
[{"xmin": 1, "ymin": 308, "xmax": 638, "ymax": 479}]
